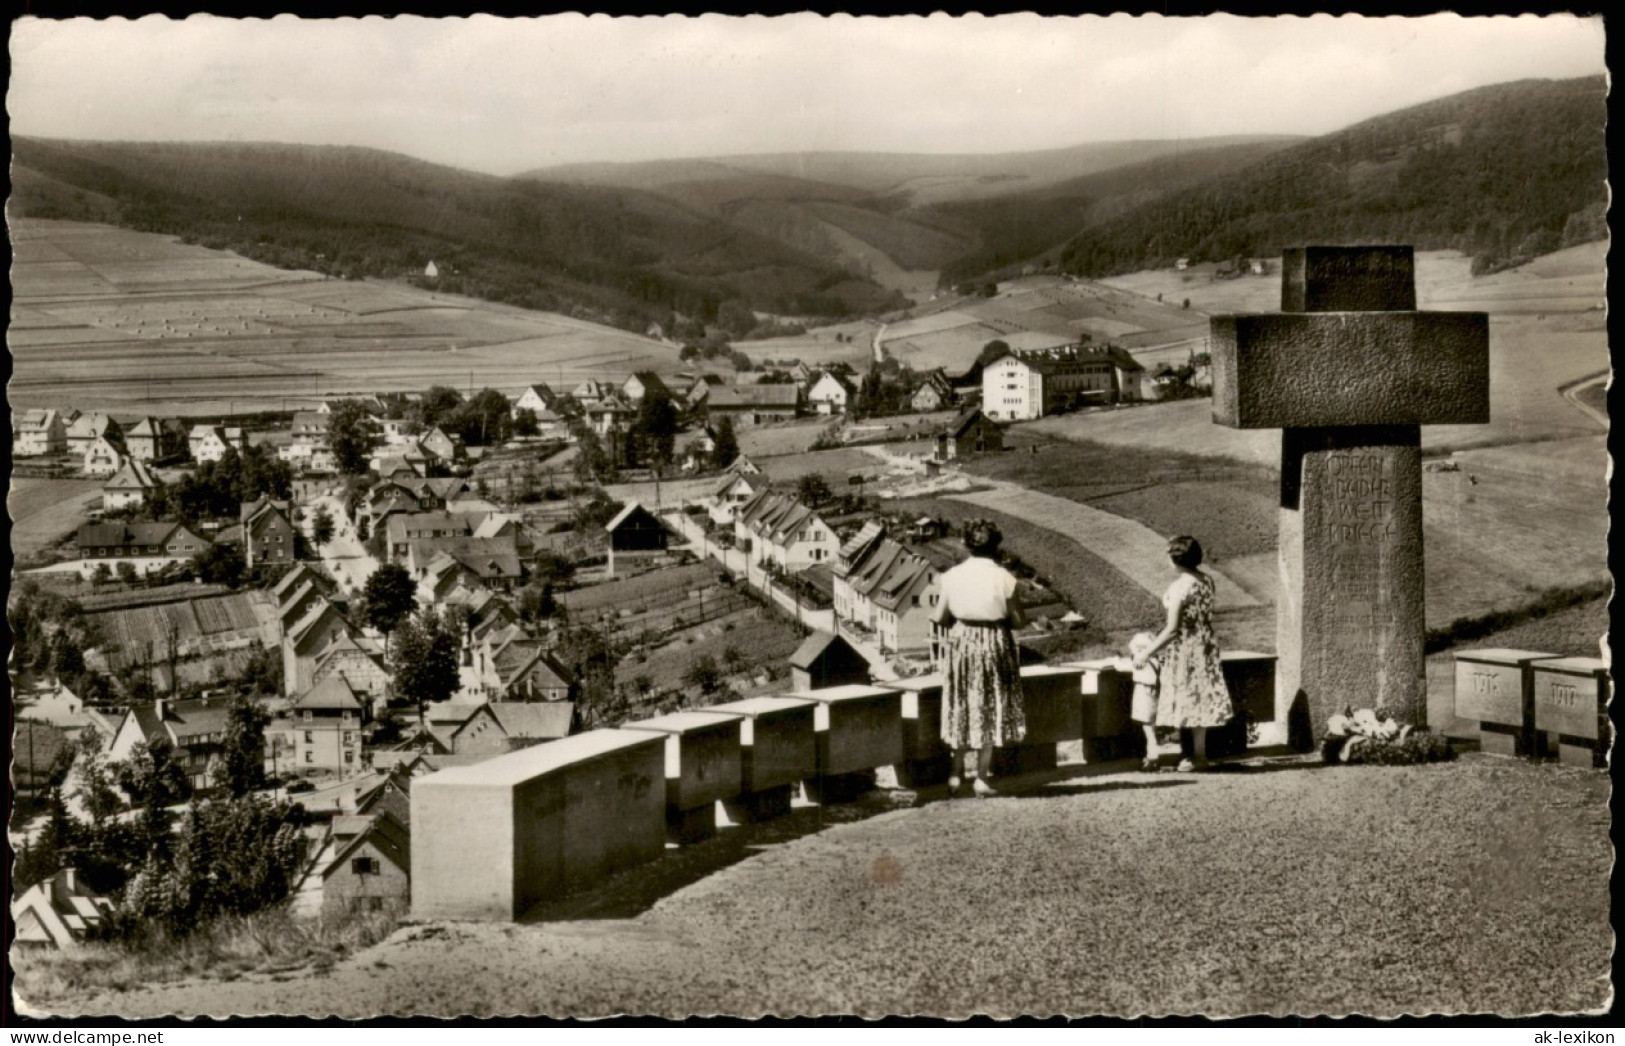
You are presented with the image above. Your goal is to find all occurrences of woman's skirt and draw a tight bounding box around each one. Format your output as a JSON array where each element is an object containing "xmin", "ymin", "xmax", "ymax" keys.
[{"xmin": 941, "ymin": 620, "xmax": 1026, "ymax": 748}]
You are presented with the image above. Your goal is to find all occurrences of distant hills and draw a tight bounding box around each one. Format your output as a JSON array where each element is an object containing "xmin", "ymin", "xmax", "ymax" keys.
[
  {"xmin": 9, "ymin": 139, "xmax": 912, "ymax": 335},
  {"xmin": 9, "ymin": 76, "xmax": 1606, "ymax": 336},
  {"xmin": 1056, "ymin": 76, "xmax": 1608, "ymax": 279}
]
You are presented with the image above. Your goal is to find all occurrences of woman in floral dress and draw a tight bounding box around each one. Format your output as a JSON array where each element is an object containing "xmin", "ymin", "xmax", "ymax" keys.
[
  {"xmin": 1134, "ymin": 535, "xmax": 1233, "ymax": 771},
  {"xmin": 933, "ymin": 519, "xmax": 1025, "ymax": 797}
]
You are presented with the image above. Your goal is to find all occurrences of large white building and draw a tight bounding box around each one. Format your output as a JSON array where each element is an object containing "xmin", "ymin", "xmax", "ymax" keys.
[{"xmin": 981, "ymin": 346, "xmax": 1144, "ymax": 422}]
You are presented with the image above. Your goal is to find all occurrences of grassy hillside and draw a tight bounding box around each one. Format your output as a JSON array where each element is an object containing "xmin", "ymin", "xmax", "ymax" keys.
[
  {"xmin": 1057, "ymin": 76, "xmax": 1608, "ymax": 278},
  {"xmin": 9, "ymin": 138, "xmax": 910, "ymax": 333}
]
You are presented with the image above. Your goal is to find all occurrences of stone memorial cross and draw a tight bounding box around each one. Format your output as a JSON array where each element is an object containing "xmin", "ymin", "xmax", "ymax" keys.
[{"xmin": 1210, "ymin": 246, "xmax": 1489, "ymax": 737}]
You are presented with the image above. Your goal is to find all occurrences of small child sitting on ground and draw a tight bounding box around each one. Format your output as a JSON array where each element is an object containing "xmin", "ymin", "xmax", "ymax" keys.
[{"xmin": 1128, "ymin": 631, "xmax": 1161, "ymax": 771}]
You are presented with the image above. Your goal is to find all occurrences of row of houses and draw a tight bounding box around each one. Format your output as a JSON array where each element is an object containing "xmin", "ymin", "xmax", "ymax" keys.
[
  {"xmin": 831, "ymin": 522, "xmax": 947, "ymax": 657},
  {"xmin": 14, "ymin": 409, "xmax": 249, "ymax": 472}
]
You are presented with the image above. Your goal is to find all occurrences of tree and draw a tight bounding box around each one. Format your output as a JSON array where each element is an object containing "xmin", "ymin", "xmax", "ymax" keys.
[
  {"xmin": 51, "ymin": 633, "xmax": 86, "ymax": 680},
  {"xmin": 711, "ymin": 416, "xmax": 739, "ymax": 470},
  {"xmin": 195, "ymin": 542, "xmax": 246, "ymax": 587},
  {"xmin": 796, "ymin": 473, "xmax": 833, "ymax": 507},
  {"xmin": 391, "ymin": 610, "xmax": 461, "ymax": 722},
  {"xmin": 414, "ymin": 385, "xmax": 464, "ymax": 430},
  {"xmin": 328, "ymin": 400, "xmax": 381, "ymax": 475},
  {"xmin": 683, "ymin": 654, "xmax": 723, "ymax": 696},
  {"xmin": 214, "ymin": 698, "xmax": 270, "ymax": 798},
  {"xmin": 310, "ymin": 506, "xmax": 335, "ymax": 548},
  {"xmin": 512, "ymin": 407, "xmax": 539, "ymax": 438},
  {"xmin": 362, "ymin": 563, "xmax": 417, "ymax": 654},
  {"xmin": 450, "ymin": 388, "xmax": 514, "ymax": 447},
  {"xmin": 633, "ymin": 389, "xmax": 679, "ymax": 468},
  {"xmin": 716, "ymin": 300, "xmax": 758, "ymax": 339},
  {"xmin": 518, "ymin": 582, "xmax": 557, "ymax": 623},
  {"xmin": 115, "ymin": 561, "xmax": 138, "ymax": 584}
]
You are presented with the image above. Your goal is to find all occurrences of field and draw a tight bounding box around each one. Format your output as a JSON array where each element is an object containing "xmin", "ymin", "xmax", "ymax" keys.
[
  {"xmin": 9, "ymin": 219, "xmax": 681, "ymax": 416},
  {"xmin": 84, "ymin": 591, "xmax": 277, "ymax": 673},
  {"xmin": 8, "ymin": 477, "xmax": 103, "ymax": 557},
  {"xmin": 890, "ymin": 496, "xmax": 1162, "ymax": 659},
  {"xmin": 618, "ymin": 616, "xmax": 804, "ymax": 701}
]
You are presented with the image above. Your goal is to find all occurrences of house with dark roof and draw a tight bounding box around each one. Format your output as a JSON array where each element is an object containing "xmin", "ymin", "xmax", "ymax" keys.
[
  {"xmin": 732, "ymin": 491, "xmax": 837, "ymax": 572},
  {"xmin": 911, "ymin": 369, "xmax": 957, "ymax": 413},
  {"xmin": 488, "ymin": 701, "xmax": 577, "ymax": 745},
  {"xmin": 283, "ymin": 601, "xmax": 357, "ymax": 697},
  {"xmin": 807, "ymin": 372, "xmax": 853, "ymax": 415},
  {"xmin": 386, "ymin": 511, "xmax": 471, "ymax": 563},
  {"xmin": 123, "ymin": 417, "xmax": 188, "ymax": 464},
  {"xmin": 705, "ymin": 384, "xmax": 802, "ymax": 426},
  {"xmin": 868, "ymin": 552, "xmax": 941, "ymax": 656},
  {"xmin": 789, "ymin": 632, "xmax": 871, "ymax": 692},
  {"xmin": 107, "ymin": 697, "xmax": 241, "ymax": 792},
  {"xmin": 242, "ymin": 498, "xmax": 296, "ymax": 569},
  {"xmin": 66, "ymin": 413, "xmax": 122, "ymax": 457},
  {"xmin": 287, "ymin": 675, "xmax": 368, "ymax": 773},
  {"xmin": 605, "ymin": 502, "xmax": 670, "ymax": 576},
  {"xmin": 76, "ymin": 521, "xmax": 208, "ymax": 578},
  {"xmin": 189, "ymin": 424, "xmax": 247, "ymax": 464},
  {"xmin": 10, "ymin": 869, "xmax": 115, "ymax": 951},
  {"xmin": 292, "ymin": 808, "xmax": 410, "ymax": 918},
  {"xmin": 102, "ymin": 458, "xmax": 160, "ymax": 510},
  {"xmin": 310, "ymin": 632, "xmax": 389, "ymax": 703},
  {"xmin": 707, "ymin": 472, "xmax": 763, "ymax": 525},
  {"xmin": 936, "ymin": 408, "xmax": 1004, "ymax": 461},
  {"xmin": 622, "ymin": 371, "xmax": 671, "ymax": 404}
]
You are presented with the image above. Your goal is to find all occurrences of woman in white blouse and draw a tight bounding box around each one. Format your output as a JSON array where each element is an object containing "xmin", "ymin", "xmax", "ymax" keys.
[{"xmin": 932, "ymin": 519, "xmax": 1026, "ymax": 797}]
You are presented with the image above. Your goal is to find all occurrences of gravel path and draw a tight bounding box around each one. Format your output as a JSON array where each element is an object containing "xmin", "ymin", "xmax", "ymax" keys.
[{"xmin": 29, "ymin": 755, "xmax": 1611, "ymax": 1020}]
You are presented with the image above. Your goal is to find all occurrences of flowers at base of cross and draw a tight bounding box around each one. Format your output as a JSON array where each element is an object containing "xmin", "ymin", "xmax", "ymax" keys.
[{"xmin": 1322, "ymin": 706, "xmax": 1456, "ymax": 765}]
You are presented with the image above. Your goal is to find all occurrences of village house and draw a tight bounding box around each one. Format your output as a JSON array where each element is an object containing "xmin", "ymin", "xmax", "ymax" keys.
[
  {"xmin": 122, "ymin": 417, "xmax": 188, "ymax": 463},
  {"xmin": 868, "ymin": 551, "xmax": 941, "ymax": 655},
  {"xmin": 188, "ymin": 424, "xmax": 247, "ymax": 464},
  {"xmin": 583, "ymin": 394, "xmax": 635, "ymax": 438},
  {"xmin": 833, "ymin": 530, "xmax": 925, "ymax": 634},
  {"xmin": 511, "ymin": 382, "xmax": 558, "ymax": 418},
  {"xmin": 66, "ymin": 413, "xmax": 122, "ymax": 457},
  {"xmin": 807, "ymin": 372, "xmax": 852, "ymax": 415},
  {"xmin": 470, "ymin": 635, "xmax": 575, "ymax": 703},
  {"xmin": 788, "ymin": 631, "xmax": 871, "ymax": 692},
  {"xmin": 287, "ymin": 675, "xmax": 369, "ymax": 773},
  {"xmin": 733, "ymin": 490, "xmax": 838, "ymax": 571},
  {"xmin": 12, "ymin": 408, "xmax": 69, "ymax": 457},
  {"xmin": 417, "ymin": 426, "xmax": 462, "ymax": 464},
  {"xmin": 622, "ymin": 370, "xmax": 671, "ymax": 404},
  {"xmin": 605, "ymin": 501, "xmax": 670, "ymax": 576},
  {"xmin": 81, "ymin": 435, "xmax": 125, "ymax": 478},
  {"xmin": 283, "ymin": 600, "xmax": 358, "ymax": 697},
  {"xmin": 310, "ymin": 631, "xmax": 389, "ymax": 703},
  {"xmin": 706, "ymin": 471, "xmax": 763, "ymax": 525},
  {"xmin": 386, "ymin": 511, "xmax": 471, "ymax": 563},
  {"xmin": 408, "ymin": 538, "xmax": 525, "ymax": 592},
  {"xmin": 706, "ymin": 384, "xmax": 801, "ymax": 427},
  {"xmin": 293, "ymin": 808, "xmax": 411, "ymax": 917},
  {"xmin": 76, "ymin": 521, "xmax": 208, "ymax": 578},
  {"xmin": 911, "ymin": 369, "xmax": 956, "ymax": 413},
  {"xmin": 242, "ymin": 498, "xmax": 297, "ymax": 569},
  {"xmin": 726, "ymin": 454, "xmax": 763, "ymax": 476},
  {"xmin": 10, "ymin": 869, "xmax": 116, "ymax": 951},
  {"xmin": 935, "ymin": 408, "xmax": 1005, "ymax": 461},
  {"xmin": 683, "ymin": 374, "xmax": 724, "ymax": 411},
  {"xmin": 107, "ymin": 697, "xmax": 240, "ymax": 792},
  {"xmin": 789, "ymin": 361, "xmax": 815, "ymax": 388},
  {"xmin": 832, "ymin": 520, "xmax": 886, "ymax": 624},
  {"xmin": 102, "ymin": 458, "xmax": 161, "ymax": 511}
]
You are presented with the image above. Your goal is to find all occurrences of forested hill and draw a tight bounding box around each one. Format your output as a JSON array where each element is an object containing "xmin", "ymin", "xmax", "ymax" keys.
[
  {"xmin": 1057, "ymin": 76, "xmax": 1608, "ymax": 278},
  {"xmin": 8, "ymin": 138, "xmax": 910, "ymax": 334}
]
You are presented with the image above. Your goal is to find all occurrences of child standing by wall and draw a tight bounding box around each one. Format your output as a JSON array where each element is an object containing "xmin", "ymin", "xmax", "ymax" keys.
[{"xmin": 1128, "ymin": 631, "xmax": 1161, "ymax": 772}]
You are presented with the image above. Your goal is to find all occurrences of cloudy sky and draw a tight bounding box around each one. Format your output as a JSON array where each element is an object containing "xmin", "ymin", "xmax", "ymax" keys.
[{"xmin": 9, "ymin": 14, "xmax": 1606, "ymax": 176}]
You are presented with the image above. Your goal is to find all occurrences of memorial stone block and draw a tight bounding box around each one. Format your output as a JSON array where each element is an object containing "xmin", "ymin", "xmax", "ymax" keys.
[
  {"xmin": 794, "ymin": 684, "xmax": 904, "ymax": 802},
  {"xmin": 1453, "ymin": 648, "xmax": 1557, "ymax": 758},
  {"xmin": 1532, "ymin": 657, "xmax": 1611, "ymax": 768},
  {"xmin": 1207, "ymin": 651, "xmax": 1276, "ymax": 759},
  {"xmin": 708, "ymin": 696, "xmax": 818, "ymax": 821},
  {"xmin": 624, "ymin": 711, "xmax": 745, "ymax": 842},
  {"xmin": 993, "ymin": 665, "xmax": 1086, "ymax": 775},
  {"xmin": 891, "ymin": 673, "xmax": 952, "ymax": 788},
  {"xmin": 411, "ymin": 729, "xmax": 666, "ymax": 921},
  {"xmin": 1067, "ymin": 658, "xmax": 1143, "ymax": 763}
]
